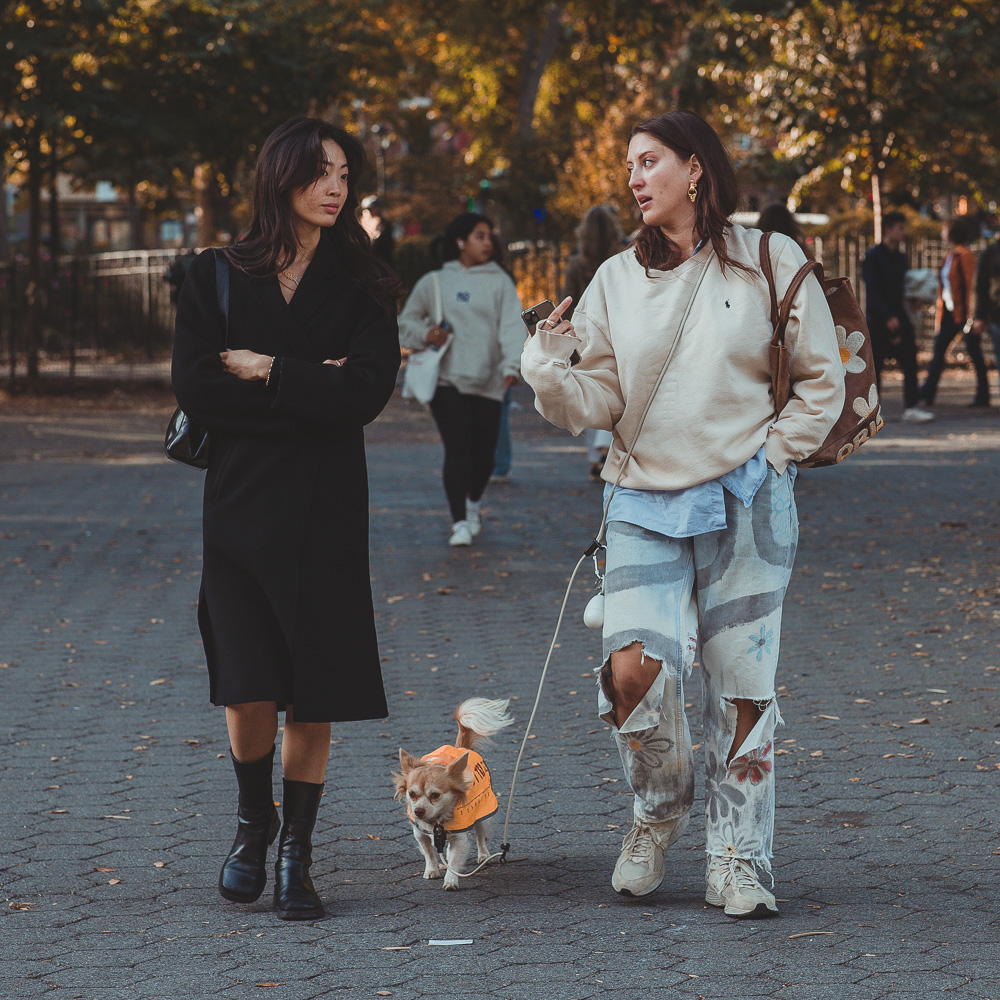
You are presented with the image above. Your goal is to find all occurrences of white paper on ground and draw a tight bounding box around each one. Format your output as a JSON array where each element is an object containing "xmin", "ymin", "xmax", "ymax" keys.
[{"xmin": 427, "ymin": 939, "xmax": 474, "ymax": 946}]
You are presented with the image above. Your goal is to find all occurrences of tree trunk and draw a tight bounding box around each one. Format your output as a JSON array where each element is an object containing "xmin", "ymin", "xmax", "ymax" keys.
[
  {"xmin": 26, "ymin": 131, "xmax": 43, "ymax": 384},
  {"xmin": 195, "ymin": 163, "xmax": 218, "ymax": 246},
  {"xmin": 49, "ymin": 144, "xmax": 60, "ymax": 261},
  {"xmin": 871, "ymin": 171, "xmax": 882, "ymax": 244},
  {"xmin": 516, "ymin": 3, "xmax": 562, "ymax": 139}
]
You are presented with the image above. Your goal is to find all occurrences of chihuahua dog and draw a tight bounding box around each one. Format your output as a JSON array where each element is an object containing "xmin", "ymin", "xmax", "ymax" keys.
[{"xmin": 393, "ymin": 698, "xmax": 513, "ymax": 890}]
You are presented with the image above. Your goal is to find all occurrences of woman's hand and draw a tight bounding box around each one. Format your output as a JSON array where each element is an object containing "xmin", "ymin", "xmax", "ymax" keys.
[
  {"xmin": 426, "ymin": 325, "xmax": 450, "ymax": 348},
  {"xmin": 323, "ymin": 358, "xmax": 347, "ymax": 367},
  {"xmin": 220, "ymin": 350, "xmax": 272, "ymax": 381},
  {"xmin": 537, "ymin": 296, "xmax": 575, "ymax": 338}
]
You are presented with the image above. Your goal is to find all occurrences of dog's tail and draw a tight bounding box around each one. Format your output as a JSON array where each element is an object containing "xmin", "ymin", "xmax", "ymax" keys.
[{"xmin": 454, "ymin": 698, "xmax": 514, "ymax": 751}]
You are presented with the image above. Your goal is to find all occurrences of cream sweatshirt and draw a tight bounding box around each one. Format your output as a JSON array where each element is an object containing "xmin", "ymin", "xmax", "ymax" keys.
[
  {"xmin": 398, "ymin": 260, "xmax": 524, "ymax": 402},
  {"xmin": 521, "ymin": 225, "xmax": 845, "ymax": 489}
]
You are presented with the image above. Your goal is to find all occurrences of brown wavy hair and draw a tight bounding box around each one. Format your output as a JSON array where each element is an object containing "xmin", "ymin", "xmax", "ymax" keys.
[
  {"xmin": 225, "ymin": 117, "xmax": 402, "ymax": 309},
  {"xmin": 629, "ymin": 111, "xmax": 755, "ymax": 277}
]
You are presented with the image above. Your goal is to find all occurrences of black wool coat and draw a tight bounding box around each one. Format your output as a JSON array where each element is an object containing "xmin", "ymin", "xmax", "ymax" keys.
[{"xmin": 171, "ymin": 235, "xmax": 400, "ymax": 722}]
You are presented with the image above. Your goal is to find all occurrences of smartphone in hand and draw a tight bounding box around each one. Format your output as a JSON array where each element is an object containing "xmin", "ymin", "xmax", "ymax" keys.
[
  {"xmin": 520, "ymin": 299, "xmax": 556, "ymax": 335},
  {"xmin": 521, "ymin": 298, "xmax": 580, "ymax": 365}
]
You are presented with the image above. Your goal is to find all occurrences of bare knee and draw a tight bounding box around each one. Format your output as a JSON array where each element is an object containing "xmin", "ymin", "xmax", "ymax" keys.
[{"xmin": 606, "ymin": 642, "xmax": 662, "ymax": 720}]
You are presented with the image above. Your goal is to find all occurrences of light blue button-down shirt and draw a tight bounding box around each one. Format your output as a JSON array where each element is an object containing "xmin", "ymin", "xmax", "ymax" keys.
[{"xmin": 604, "ymin": 445, "xmax": 795, "ymax": 538}]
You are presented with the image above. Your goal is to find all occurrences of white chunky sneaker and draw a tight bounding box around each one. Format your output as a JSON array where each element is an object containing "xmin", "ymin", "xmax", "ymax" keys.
[
  {"xmin": 705, "ymin": 854, "xmax": 778, "ymax": 918},
  {"xmin": 611, "ymin": 814, "xmax": 689, "ymax": 897},
  {"xmin": 448, "ymin": 520, "xmax": 473, "ymax": 547},
  {"xmin": 901, "ymin": 406, "xmax": 934, "ymax": 423},
  {"xmin": 465, "ymin": 500, "xmax": 482, "ymax": 537}
]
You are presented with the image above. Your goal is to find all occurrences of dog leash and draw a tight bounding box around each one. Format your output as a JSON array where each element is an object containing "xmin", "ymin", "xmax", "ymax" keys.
[
  {"xmin": 491, "ymin": 250, "xmax": 718, "ymax": 862},
  {"xmin": 431, "ymin": 251, "xmax": 715, "ymax": 881}
]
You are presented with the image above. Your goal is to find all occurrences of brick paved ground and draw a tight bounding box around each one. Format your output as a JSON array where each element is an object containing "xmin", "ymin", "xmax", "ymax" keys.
[{"xmin": 1, "ymin": 370, "xmax": 998, "ymax": 1000}]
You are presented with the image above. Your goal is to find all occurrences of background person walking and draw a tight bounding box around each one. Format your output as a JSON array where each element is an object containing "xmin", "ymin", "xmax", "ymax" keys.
[
  {"xmin": 559, "ymin": 204, "xmax": 626, "ymax": 481},
  {"xmin": 171, "ymin": 117, "xmax": 401, "ymax": 921},
  {"xmin": 398, "ymin": 213, "xmax": 523, "ymax": 546},
  {"xmin": 861, "ymin": 211, "xmax": 933, "ymax": 423},
  {"xmin": 919, "ymin": 215, "xmax": 990, "ymax": 408},
  {"xmin": 971, "ymin": 220, "xmax": 1000, "ymax": 402}
]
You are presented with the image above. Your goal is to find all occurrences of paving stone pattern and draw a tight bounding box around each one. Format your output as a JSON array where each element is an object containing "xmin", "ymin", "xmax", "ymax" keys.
[{"xmin": 1, "ymin": 376, "xmax": 999, "ymax": 1000}]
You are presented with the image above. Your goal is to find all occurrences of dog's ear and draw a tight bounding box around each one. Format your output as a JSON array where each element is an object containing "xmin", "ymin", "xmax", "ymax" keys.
[
  {"xmin": 392, "ymin": 749, "xmax": 417, "ymax": 801},
  {"xmin": 447, "ymin": 750, "xmax": 471, "ymax": 788}
]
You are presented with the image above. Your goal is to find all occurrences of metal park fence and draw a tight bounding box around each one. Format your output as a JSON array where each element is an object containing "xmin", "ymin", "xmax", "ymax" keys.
[{"xmin": 0, "ymin": 233, "xmax": 986, "ymax": 385}]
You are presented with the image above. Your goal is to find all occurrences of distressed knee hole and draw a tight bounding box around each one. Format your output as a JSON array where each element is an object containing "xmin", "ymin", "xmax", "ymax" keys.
[{"xmin": 723, "ymin": 694, "xmax": 782, "ymax": 768}]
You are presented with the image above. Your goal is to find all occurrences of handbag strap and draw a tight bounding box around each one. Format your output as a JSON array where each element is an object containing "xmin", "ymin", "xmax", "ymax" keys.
[
  {"xmin": 431, "ymin": 270, "xmax": 443, "ymax": 326},
  {"xmin": 214, "ymin": 248, "xmax": 230, "ymax": 349},
  {"xmin": 759, "ymin": 232, "xmax": 823, "ymax": 348},
  {"xmin": 594, "ymin": 249, "xmax": 716, "ymax": 547}
]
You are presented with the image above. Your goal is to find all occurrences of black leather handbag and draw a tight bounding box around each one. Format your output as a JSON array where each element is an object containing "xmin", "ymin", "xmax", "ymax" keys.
[{"xmin": 164, "ymin": 250, "xmax": 229, "ymax": 469}]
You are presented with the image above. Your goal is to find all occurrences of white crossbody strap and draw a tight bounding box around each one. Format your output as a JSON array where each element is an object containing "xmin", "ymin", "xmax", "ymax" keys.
[{"xmin": 595, "ymin": 250, "xmax": 716, "ymax": 547}]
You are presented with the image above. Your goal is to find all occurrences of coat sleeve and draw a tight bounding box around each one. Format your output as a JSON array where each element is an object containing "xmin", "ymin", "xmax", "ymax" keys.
[
  {"xmin": 764, "ymin": 236, "xmax": 846, "ymax": 473},
  {"xmin": 497, "ymin": 274, "xmax": 525, "ymax": 381},
  {"xmin": 521, "ymin": 279, "xmax": 625, "ymax": 436},
  {"xmin": 269, "ymin": 294, "xmax": 401, "ymax": 429},
  {"xmin": 171, "ymin": 250, "xmax": 298, "ymax": 434},
  {"xmin": 397, "ymin": 273, "xmax": 436, "ymax": 351}
]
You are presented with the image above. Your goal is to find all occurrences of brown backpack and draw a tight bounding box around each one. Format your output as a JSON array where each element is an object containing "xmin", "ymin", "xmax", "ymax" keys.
[{"xmin": 759, "ymin": 232, "xmax": 883, "ymax": 466}]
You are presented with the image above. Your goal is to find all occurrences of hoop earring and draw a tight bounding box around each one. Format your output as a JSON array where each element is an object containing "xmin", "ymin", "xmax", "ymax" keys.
[{"xmin": 688, "ymin": 180, "xmax": 698, "ymax": 203}]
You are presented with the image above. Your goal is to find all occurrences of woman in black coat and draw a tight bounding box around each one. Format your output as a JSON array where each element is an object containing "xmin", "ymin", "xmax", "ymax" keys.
[{"xmin": 171, "ymin": 118, "xmax": 401, "ymax": 920}]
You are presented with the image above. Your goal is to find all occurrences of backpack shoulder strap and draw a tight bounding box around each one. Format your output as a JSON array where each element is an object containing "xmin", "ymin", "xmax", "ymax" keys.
[
  {"xmin": 776, "ymin": 260, "xmax": 824, "ymax": 342},
  {"xmin": 759, "ymin": 232, "xmax": 779, "ymax": 327}
]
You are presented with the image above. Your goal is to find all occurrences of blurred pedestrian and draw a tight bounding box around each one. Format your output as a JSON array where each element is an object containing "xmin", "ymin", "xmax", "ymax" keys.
[
  {"xmin": 755, "ymin": 204, "xmax": 813, "ymax": 260},
  {"xmin": 560, "ymin": 204, "xmax": 625, "ymax": 480},
  {"xmin": 490, "ymin": 230, "xmax": 517, "ymax": 482},
  {"xmin": 398, "ymin": 213, "xmax": 523, "ymax": 546},
  {"xmin": 971, "ymin": 222, "xmax": 1000, "ymax": 401},
  {"xmin": 861, "ymin": 211, "xmax": 933, "ymax": 422},
  {"xmin": 171, "ymin": 117, "xmax": 401, "ymax": 921},
  {"xmin": 919, "ymin": 216, "xmax": 990, "ymax": 408},
  {"xmin": 522, "ymin": 110, "xmax": 844, "ymax": 917},
  {"xmin": 360, "ymin": 195, "xmax": 395, "ymax": 266},
  {"xmin": 165, "ymin": 249, "xmax": 196, "ymax": 305}
]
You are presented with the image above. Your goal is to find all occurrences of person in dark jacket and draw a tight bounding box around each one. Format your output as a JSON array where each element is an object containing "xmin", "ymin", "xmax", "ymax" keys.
[
  {"xmin": 171, "ymin": 118, "xmax": 401, "ymax": 921},
  {"xmin": 970, "ymin": 223, "xmax": 1000, "ymax": 402},
  {"xmin": 861, "ymin": 211, "xmax": 933, "ymax": 423}
]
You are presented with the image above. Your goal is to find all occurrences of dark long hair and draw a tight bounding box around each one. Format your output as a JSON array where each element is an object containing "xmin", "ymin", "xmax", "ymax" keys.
[
  {"xmin": 629, "ymin": 111, "xmax": 754, "ymax": 277},
  {"xmin": 430, "ymin": 212, "xmax": 493, "ymax": 264},
  {"xmin": 226, "ymin": 117, "xmax": 401, "ymax": 308}
]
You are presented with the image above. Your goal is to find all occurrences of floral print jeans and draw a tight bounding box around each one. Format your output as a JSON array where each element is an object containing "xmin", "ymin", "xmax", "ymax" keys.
[{"xmin": 597, "ymin": 467, "xmax": 798, "ymax": 872}]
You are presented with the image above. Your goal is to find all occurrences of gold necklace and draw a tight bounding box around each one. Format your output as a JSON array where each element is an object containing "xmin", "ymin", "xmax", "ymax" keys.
[{"xmin": 280, "ymin": 254, "xmax": 314, "ymax": 286}]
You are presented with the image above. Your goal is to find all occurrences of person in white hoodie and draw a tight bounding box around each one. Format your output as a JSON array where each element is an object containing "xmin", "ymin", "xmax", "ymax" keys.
[
  {"xmin": 399, "ymin": 213, "xmax": 524, "ymax": 546},
  {"xmin": 522, "ymin": 111, "xmax": 845, "ymax": 918}
]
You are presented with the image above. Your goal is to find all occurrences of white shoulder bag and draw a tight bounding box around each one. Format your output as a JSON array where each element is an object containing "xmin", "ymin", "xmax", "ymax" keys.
[{"xmin": 402, "ymin": 271, "xmax": 451, "ymax": 405}]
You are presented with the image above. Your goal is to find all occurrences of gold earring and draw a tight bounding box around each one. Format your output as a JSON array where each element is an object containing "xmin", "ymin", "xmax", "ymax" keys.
[{"xmin": 688, "ymin": 180, "xmax": 698, "ymax": 203}]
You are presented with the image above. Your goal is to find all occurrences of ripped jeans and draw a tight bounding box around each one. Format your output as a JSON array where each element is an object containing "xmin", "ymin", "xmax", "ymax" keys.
[{"xmin": 597, "ymin": 468, "xmax": 798, "ymax": 872}]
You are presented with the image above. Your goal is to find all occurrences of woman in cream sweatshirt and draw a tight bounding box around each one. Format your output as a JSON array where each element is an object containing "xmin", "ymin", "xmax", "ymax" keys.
[
  {"xmin": 522, "ymin": 111, "xmax": 845, "ymax": 918},
  {"xmin": 399, "ymin": 213, "xmax": 524, "ymax": 546}
]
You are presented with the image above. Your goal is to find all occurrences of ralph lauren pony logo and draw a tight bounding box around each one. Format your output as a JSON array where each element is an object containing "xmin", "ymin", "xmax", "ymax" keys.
[{"xmin": 456, "ymin": 291, "xmax": 471, "ymax": 303}]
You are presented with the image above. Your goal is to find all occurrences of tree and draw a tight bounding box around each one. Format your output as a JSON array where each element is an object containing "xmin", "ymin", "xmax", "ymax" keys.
[{"xmin": 685, "ymin": 1, "xmax": 1000, "ymax": 235}]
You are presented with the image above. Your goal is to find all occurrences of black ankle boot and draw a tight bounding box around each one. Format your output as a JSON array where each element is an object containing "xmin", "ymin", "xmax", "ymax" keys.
[
  {"xmin": 218, "ymin": 746, "xmax": 280, "ymax": 903},
  {"xmin": 273, "ymin": 778, "xmax": 325, "ymax": 920}
]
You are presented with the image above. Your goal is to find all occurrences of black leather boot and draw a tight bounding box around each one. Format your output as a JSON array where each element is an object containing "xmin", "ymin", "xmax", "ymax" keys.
[
  {"xmin": 273, "ymin": 778, "xmax": 325, "ymax": 920},
  {"xmin": 218, "ymin": 746, "xmax": 280, "ymax": 903}
]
